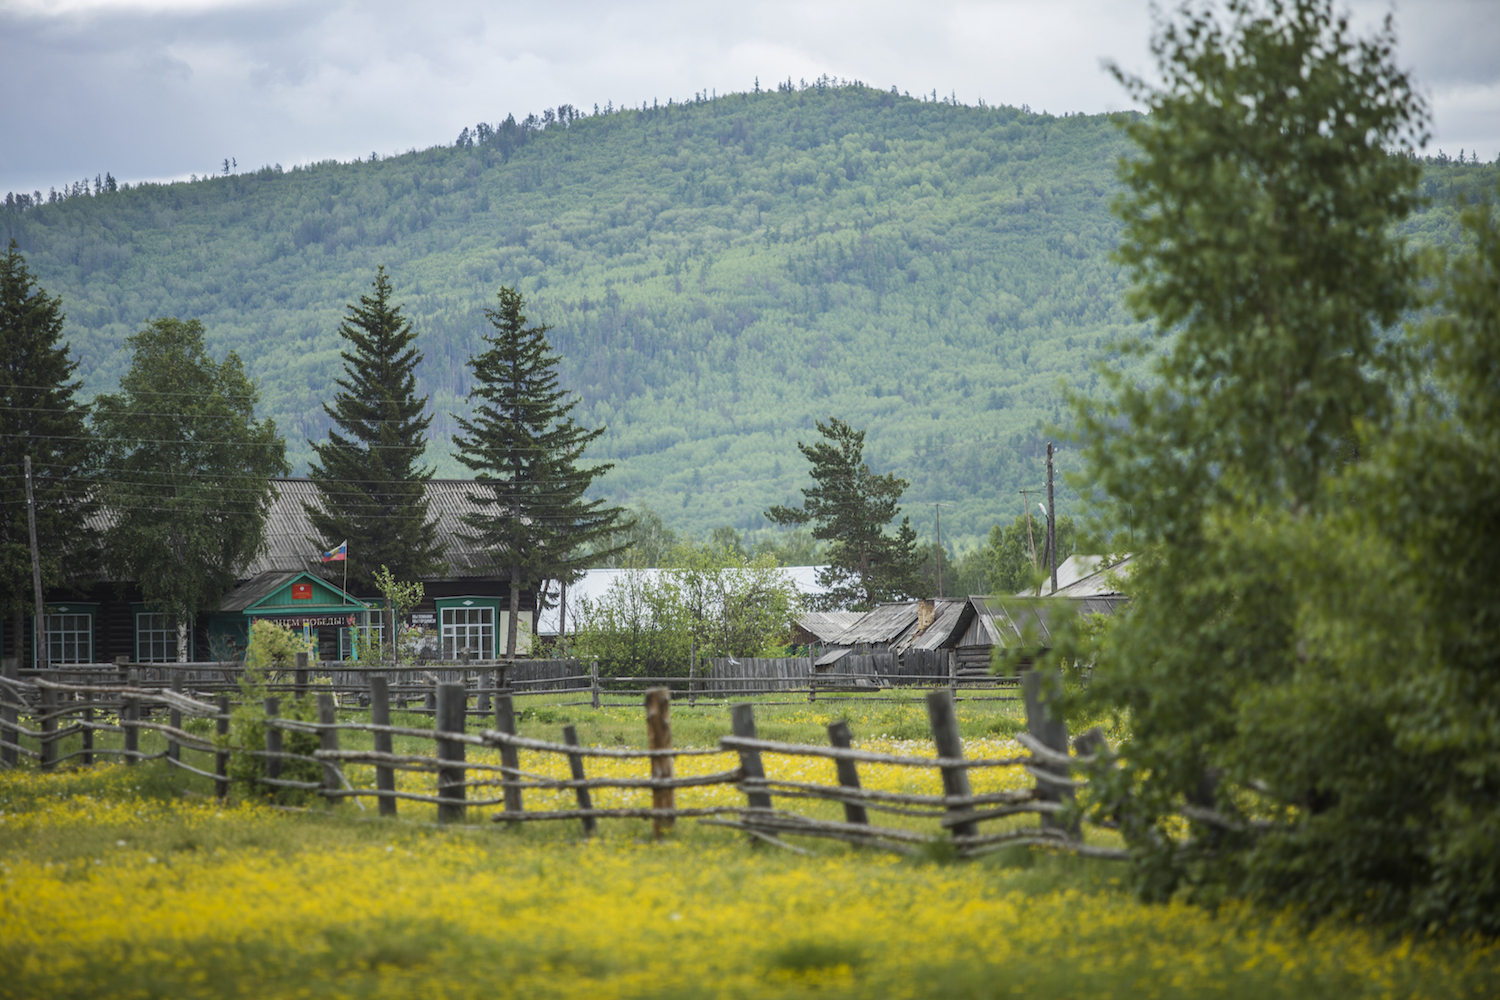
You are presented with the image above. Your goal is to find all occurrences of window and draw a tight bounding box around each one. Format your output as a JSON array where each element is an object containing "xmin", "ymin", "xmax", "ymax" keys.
[
  {"xmin": 442, "ymin": 606, "xmax": 494, "ymax": 659},
  {"xmin": 46, "ymin": 612, "xmax": 93, "ymax": 664},
  {"xmin": 136, "ymin": 613, "xmax": 177, "ymax": 663}
]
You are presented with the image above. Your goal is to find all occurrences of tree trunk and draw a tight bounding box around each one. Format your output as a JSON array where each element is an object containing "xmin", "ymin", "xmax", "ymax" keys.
[
  {"xmin": 558, "ymin": 581, "xmax": 568, "ymax": 644},
  {"xmin": 177, "ymin": 617, "xmax": 189, "ymax": 663},
  {"xmin": 506, "ymin": 565, "xmax": 521, "ymax": 659}
]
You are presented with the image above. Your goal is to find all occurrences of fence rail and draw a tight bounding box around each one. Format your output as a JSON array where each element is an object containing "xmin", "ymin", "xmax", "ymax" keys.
[{"xmin": 0, "ymin": 662, "xmax": 1114, "ymax": 860}]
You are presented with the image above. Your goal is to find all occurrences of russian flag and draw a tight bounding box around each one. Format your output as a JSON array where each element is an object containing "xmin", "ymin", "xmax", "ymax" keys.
[{"xmin": 321, "ymin": 540, "xmax": 347, "ymax": 563}]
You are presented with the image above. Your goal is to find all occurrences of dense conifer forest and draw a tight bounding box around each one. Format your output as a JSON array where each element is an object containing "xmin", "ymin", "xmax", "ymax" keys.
[{"xmin": 3, "ymin": 81, "xmax": 1494, "ymax": 549}]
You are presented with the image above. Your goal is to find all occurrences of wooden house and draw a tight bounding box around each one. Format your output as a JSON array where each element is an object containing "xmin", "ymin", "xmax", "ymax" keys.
[{"xmin": 7, "ymin": 478, "xmax": 534, "ymax": 667}]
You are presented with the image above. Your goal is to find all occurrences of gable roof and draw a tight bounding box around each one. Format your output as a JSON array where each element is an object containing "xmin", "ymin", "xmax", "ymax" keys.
[
  {"xmin": 1016, "ymin": 554, "xmax": 1134, "ymax": 597},
  {"xmin": 791, "ymin": 611, "xmax": 864, "ymax": 645},
  {"xmin": 219, "ymin": 569, "xmax": 369, "ymax": 613},
  {"xmin": 246, "ymin": 478, "xmax": 507, "ymax": 582},
  {"xmin": 825, "ymin": 599, "xmax": 968, "ymax": 652},
  {"xmin": 965, "ymin": 594, "xmax": 1129, "ymax": 650}
]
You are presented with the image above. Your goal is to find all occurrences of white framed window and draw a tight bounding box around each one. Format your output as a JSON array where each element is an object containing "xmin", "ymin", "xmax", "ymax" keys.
[
  {"xmin": 442, "ymin": 606, "xmax": 494, "ymax": 659},
  {"xmin": 46, "ymin": 612, "xmax": 93, "ymax": 664},
  {"xmin": 136, "ymin": 612, "xmax": 177, "ymax": 663}
]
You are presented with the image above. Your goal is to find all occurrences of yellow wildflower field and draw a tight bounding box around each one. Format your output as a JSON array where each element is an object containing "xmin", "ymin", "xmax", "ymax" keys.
[{"xmin": 2, "ymin": 743, "xmax": 1497, "ymax": 999}]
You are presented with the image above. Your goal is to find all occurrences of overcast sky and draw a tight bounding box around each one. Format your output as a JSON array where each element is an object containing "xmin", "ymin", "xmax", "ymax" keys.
[{"xmin": 2, "ymin": 0, "xmax": 1497, "ymax": 197}]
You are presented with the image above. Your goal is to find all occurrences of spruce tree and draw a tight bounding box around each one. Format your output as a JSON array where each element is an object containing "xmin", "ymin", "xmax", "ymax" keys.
[
  {"xmin": 306, "ymin": 267, "xmax": 443, "ymax": 593},
  {"xmin": 0, "ymin": 240, "xmax": 100, "ymax": 662},
  {"xmin": 454, "ymin": 287, "xmax": 627, "ymax": 658},
  {"xmin": 766, "ymin": 417, "xmax": 924, "ymax": 610}
]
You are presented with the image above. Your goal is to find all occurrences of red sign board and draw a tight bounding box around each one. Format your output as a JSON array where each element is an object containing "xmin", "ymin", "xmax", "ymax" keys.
[{"xmin": 292, "ymin": 583, "xmax": 313, "ymax": 601}]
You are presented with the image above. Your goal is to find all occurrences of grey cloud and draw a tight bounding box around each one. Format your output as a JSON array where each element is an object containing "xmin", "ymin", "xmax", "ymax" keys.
[{"xmin": 1, "ymin": 0, "xmax": 1496, "ymax": 195}]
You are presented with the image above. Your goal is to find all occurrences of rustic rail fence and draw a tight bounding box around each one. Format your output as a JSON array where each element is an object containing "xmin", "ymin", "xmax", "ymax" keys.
[
  {"xmin": 0, "ymin": 663, "xmax": 1112, "ymax": 860},
  {"xmin": 7, "ymin": 650, "xmax": 1019, "ymax": 714}
]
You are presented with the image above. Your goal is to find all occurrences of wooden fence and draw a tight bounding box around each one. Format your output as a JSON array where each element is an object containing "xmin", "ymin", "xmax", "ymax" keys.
[
  {"xmin": 0, "ymin": 661, "xmax": 1117, "ymax": 860},
  {"xmin": 5, "ymin": 651, "xmax": 1018, "ymax": 714}
]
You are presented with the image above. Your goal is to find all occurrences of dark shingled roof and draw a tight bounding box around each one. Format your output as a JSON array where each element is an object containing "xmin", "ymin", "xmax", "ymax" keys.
[{"xmin": 244, "ymin": 479, "xmax": 507, "ymax": 582}]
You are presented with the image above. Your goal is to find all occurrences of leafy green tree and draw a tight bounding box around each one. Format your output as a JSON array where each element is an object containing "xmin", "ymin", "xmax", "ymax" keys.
[
  {"xmin": 306, "ymin": 267, "xmax": 443, "ymax": 592},
  {"xmin": 981, "ymin": 514, "xmax": 1078, "ymax": 594},
  {"xmin": 1067, "ymin": 0, "xmax": 1428, "ymax": 911},
  {"xmin": 752, "ymin": 528, "xmax": 824, "ymax": 568},
  {"xmin": 573, "ymin": 539, "xmax": 799, "ymax": 674},
  {"xmin": 96, "ymin": 319, "xmax": 288, "ymax": 660},
  {"xmin": 454, "ymin": 287, "xmax": 627, "ymax": 657},
  {"xmin": 767, "ymin": 417, "xmax": 923, "ymax": 610},
  {"xmin": 0, "ymin": 240, "xmax": 99, "ymax": 662}
]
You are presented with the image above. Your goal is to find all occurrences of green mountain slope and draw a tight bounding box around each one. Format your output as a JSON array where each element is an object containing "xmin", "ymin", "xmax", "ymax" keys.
[{"xmin": 3, "ymin": 85, "xmax": 1493, "ymax": 551}]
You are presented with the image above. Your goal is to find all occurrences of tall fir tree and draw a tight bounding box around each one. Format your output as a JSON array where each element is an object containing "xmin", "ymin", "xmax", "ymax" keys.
[
  {"xmin": 306, "ymin": 267, "xmax": 443, "ymax": 593},
  {"xmin": 0, "ymin": 240, "xmax": 100, "ymax": 663},
  {"xmin": 454, "ymin": 287, "xmax": 627, "ymax": 658},
  {"xmin": 766, "ymin": 417, "xmax": 924, "ymax": 610}
]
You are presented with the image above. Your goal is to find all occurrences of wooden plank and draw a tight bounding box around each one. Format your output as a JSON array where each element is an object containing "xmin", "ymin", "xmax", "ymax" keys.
[
  {"xmin": 80, "ymin": 691, "xmax": 93, "ymax": 766},
  {"xmin": 561, "ymin": 724, "xmax": 595, "ymax": 837},
  {"xmin": 1023, "ymin": 668, "xmax": 1076, "ymax": 834},
  {"xmin": 316, "ymin": 693, "xmax": 338, "ymax": 803},
  {"xmin": 926, "ymin": 688, "xmax": 977, "ymax": 838},
  {"xmin": 215, "ymin": 694, "xmax": 231, "ymax": 799},
  {"xmin": 731, "ymin": 704, "xmax": 771, "ymax": 810},
  {"xmin": 167, "ymin": 672, "xmax": 182, "ymax": 764},
  {"xmin": 39, "ymin": 685, "xmax": 57, "ymax": 771},
  {"xmin": 123, "ymin": 667, "xmax": 140, "ymax": 765},
  {"xmin": 294, "ymin": 651, "xmax": 309, "ymax": 699},
  {"xmin": 827, "ymin": 720, "xmax": 868, "ymax": 826},
  {"xmin": 494, "ymin": 694, "xmax": 523, "ymax": 818},
  {"xmin": 264, "ymin": 697, "xmax": 283, "ymax": 784},
  {"xmin": 368, "ymin": 677, "xmax": 397, "ymax": 817},
  {"xmin": 645, "ymin": 688, "xmax": 673, "ymax": 836},
  {"xmin": 435, "ymin": 682, "xmax": 467, "ymax": 824}
]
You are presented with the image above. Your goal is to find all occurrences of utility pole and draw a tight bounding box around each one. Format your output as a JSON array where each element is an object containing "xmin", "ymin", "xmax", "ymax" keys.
[
  {"xmin": 24, "ymin": 456, "xmax": 46, "ymax": 672},
  {"xmin": 1046, "ymin": 442, "xmax": 1057, "ymax": 594},
  {"xmin": 1018, "ymin": 488, "xmax": 1041, "ymax": 571},
  {"xmin": 923, "ymin": 502, "xmax": 954, "ymax": 598}
]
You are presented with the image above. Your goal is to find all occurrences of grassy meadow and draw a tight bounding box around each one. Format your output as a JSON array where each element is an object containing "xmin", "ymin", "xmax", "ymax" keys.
[{"xmin": 2, "ymin": 693, "xmax": 1497, "ymax": 999}]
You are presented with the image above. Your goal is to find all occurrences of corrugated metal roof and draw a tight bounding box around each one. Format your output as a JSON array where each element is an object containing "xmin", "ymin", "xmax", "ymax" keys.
[
  {"xmin": 794, "ymin": 611, "xmax": 864, "ymax": 643},
  {"xmin": 246, "ymin": 478, "xmax": 507, "ymax": 581},
  {"xmin": 963, "ymin": 594, "xmax": 1129, "ymax": 649},
  {"xmin": 825, "ymin": 599, "xmax": 967, "ymax": 651},
  {"xmin": 906, "ymin": 600, "xmax": 972, "ymax": 651},
  {"xmin": 827, "ymin": 602, "xmax": 921, "ymax": 646},
  {"xmin": 219, "ymin": 570, "xmax": 303, "ymax": 612}
]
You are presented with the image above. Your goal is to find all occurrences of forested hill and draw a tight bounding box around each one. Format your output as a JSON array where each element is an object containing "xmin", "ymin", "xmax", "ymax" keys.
[{"xmin": 3, "ymin": 83, "xmax": 1494, "ymax": 550}]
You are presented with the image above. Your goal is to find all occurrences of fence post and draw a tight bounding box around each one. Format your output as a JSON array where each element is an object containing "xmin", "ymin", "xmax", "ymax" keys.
[
  {"xmin": 1022, "ymin": 668, "xmax": 1075, "ymax": 834},
  {"xmin": 215, "ymin": 694, "xmax": 231, "ymax": 800},
  {"xmin": 476, "ymin": 666, "xmax": 491, "ymax": 715},
  {"xmin": 123, "ymin": 668, "xmax": 140, "ymax": 766},
  {"xmin": 368, "ymin": 676, "xmax": 397, "ymax": 817},
  {"xmin": 436, "ymin": 682, "xmax": 467, "ymax": 824},
  {"xmin": 39, "ymin": 685, "xmax": 57, "ymax": 771},
  {"xmin": 948, "ymin": 650, "xmax": 957, "ymax": 696},
  {"xmin": 116, "ymin": 654, "xmax": 128, "ymax": 686},
  {"xmin": 316, "ymin": 692, "xmax": 339, "ymax": 805},
  {"xmin": 0, "ymin": 656, "xmax": 17, "ymax": 768},
  {"xmin": 645, "ymin": 688, "xmax": 673, "ymax": 837},
  {"xmin": 730, "ymin": 703, "xmax": 772, "ymax": 815},
  {"xmin": 926, "ymin": 688, "xmax": 976, "ymax": 839},
  {"xmin": 294, "ymin": 651, "xmax": 309, "ymax": 700},
  {"xmin": 688, "ymin": 639, "xmax": 697, "ymax": 709},
  {"xmin": 168, "ymin": 671, "xmax": 182, "ymax": 765},
  {"xmin": 808, "ymin": 661, "xmax": 817, "ymax": 703},
  {"xmin": 591, "ymin": 660, "xmax": 600, "ymax": 710},
  {"xmin": 495, "ymin": 693, "xmax": 523, "ymax": 820},
  {"xmin": 264, "ymin": 697, "xmax": 282, "ymax": 788},
  {"xmin": 80, "ymin": 690, "xmax": 93, "ymax": 767},
  {"xmin": 561, "ymin": 724, "xmax": 595, "ymax": 837},
  {"xmin": 827, "ymin": 720, "xmax": 868, "ymax": 826}
]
